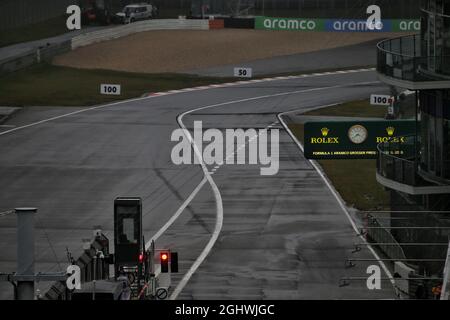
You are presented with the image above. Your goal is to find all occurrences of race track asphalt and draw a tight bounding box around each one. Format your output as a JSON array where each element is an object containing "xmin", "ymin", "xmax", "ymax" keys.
[
  {"xmin": 188, "ymin": 39, "xmax": 381, "ymax": 77},
  {"xmin": 0, "ymin": 70, "xmax": 396, "ymax": 299}
]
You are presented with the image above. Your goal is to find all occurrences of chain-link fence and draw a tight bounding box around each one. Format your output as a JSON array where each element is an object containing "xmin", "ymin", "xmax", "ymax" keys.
[{"xmin": 188, "ymin": 0, "xmax": 421, "ymax": 18}]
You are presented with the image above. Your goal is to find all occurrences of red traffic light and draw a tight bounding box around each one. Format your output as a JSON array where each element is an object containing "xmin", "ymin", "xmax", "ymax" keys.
[
  {"xmin": 160, "ymin": 252, "xmax": 169, "ymax": 273},
  {"xmin": 138, "ymin": 253, "xmax": 144, "ymax": 263}
]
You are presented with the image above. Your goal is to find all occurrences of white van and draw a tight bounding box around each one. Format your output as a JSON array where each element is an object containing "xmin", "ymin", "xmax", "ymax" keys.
[{"xmin": 115, "ymin": 4, "xmax": 154, "ymax": 24}]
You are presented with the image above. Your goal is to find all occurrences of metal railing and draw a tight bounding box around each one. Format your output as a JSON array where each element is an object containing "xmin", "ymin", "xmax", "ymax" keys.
[
  {"xmin": 377, "ymin": 134, "xmax": 419, "ymax": 186},
  {"xmin": 364, "ymin": 214, "xmax": 408, "ymax": 261},
  {"xmin": 377, "ymin": 34, "xmax": 450, "ymax": 82}
]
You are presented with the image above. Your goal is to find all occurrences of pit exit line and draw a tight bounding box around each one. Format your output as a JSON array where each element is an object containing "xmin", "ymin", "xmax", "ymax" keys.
[
  {"xmin": 0, "ymin": 68, "xmax": 379, "ymax": 298},
  {"xmin": 277, "ymin": 108, "xmax": 397, "ymax": 293},
  {"xmin": 164, "ymin": 80, "xmax": 381, "ymax": 299}
]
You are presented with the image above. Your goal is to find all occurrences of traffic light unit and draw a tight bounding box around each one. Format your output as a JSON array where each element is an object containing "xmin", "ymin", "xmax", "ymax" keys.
[{"xmin": 160, "ymin": 251, "xmax": 178, "ymax": 273}]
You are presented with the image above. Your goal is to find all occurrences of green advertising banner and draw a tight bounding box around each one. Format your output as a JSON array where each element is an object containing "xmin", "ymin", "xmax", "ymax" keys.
[
  {"xmin": 255, "ymin": 16, "xmax": 421, "ymax": 32},
  {"xmin": 255, "ymin": 16, "xmax": 326, "ymax": 31},
  {"xmin": 391, "ymin": 19, "xmax": 421, "ymax": 32},
  {"xmin": 304, "ymin": 120, "xmax": 416, "ymax": 159}
]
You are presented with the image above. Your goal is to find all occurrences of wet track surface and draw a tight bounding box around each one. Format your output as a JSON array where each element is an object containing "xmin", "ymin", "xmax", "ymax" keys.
[{"xmin": 0, "ymin": 70, "xmax": 396, "ymax": 299}]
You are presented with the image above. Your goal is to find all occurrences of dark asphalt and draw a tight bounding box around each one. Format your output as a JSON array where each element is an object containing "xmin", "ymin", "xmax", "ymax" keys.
[
  {"xmin": 0, "ymin": 70, "xmax": 395, "ymax": 299},
  {"xmin": 188, "ymin": 39, "xmax": 382, "ymax": 77}
]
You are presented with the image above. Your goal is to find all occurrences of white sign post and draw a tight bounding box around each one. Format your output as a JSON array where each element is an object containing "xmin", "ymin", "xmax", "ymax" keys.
[
  {"xmin": 370, "ymin": 94, "xmax": 394, "ymax": 106},
  {"xmin": 100, "ymin": 84, "xmax": 121, "ymax": 95},
  {"xmin": 234, "ymin": 67, "xmax": 252, "ymax": 78}
]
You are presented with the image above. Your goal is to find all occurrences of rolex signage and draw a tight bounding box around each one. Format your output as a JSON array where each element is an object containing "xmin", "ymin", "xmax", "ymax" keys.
[{"xmin": 304, "ymin": 120, "xmax": 416, "ymax": 159}]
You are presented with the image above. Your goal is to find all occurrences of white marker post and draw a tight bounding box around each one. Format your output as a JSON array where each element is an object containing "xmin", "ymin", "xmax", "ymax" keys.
[
  {"xmin": 234, "ymin": 67, "xmax": 252, "ymax": 78},
  {"xmin": 100, "ymin": 84, "xmax": 121, "ymax": 95},
  {"xmin": 370, "ymin": 94, "xmax": 394, "ymax": 106}
]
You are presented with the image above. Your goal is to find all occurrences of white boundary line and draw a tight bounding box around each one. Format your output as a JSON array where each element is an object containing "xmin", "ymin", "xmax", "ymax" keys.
[
  {"xmin": 0, "ymin": 68, "xmax": 375, "ymax": 137},
  {"xmin": 146, "ymin": 177, "xmax": 207, "ymax": 246},
  {"xmin": 167, "ymin": 81, "xmax": 380, "ymax": 299},
  {"xmin": 277, "ymin": 109, "xmax": 398, "ymax": 294},
  {"xmin": 0, "ymin": 68, "xmax": 379, "ymax": 298}
]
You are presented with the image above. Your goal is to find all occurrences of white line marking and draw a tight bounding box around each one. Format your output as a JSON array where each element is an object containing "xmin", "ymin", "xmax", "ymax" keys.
[
  {"xmin": 0, "ymin": 68, "xmax": 376, "ymax": 138},
  {"xmin": 169, "ymin": 81, "xmax": 380, "ymax": 299},
  {"xmin": 0, "ymin": 68, "xmax": 379, "ymax": 298},
  {"xmin": 145, "ymin": 177, "xmax": 207, "ymax": 246},
  {"xmin": 277, "ymin": 109, "xmax": 397, "ymax": 294},
  {"xmin": 169, "ymin": 108, "xmax": 224, "ymax": 300},
  {"xmin": 0, "ymin": 97, "xmax": 152, "ymax": 136}
]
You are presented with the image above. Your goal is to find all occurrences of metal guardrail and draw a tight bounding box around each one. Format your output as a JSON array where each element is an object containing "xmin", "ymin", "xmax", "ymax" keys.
[
  {"xmin": 377, "ymin": 34, "xmax": 450, "ymax": 82},
  {"xmin": 364, "ymin": 214, "xmax": 408, "ymax": 262},
  {"xmin": 359, "ymin": 211, "xmax": 450, "ymax": 299},
  {"xmin": 376, "ymin": 134, "xmax": 419, "ymax": 186},
  {"xmin": 43, "ymin": 233, "xmax": 110, "ymax": 300}
]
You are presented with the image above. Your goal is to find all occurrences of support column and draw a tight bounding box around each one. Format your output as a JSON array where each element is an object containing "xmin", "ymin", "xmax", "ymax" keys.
[{"xmin": 16, "ymin": 208, "xmax": 36, "ymax": 300}]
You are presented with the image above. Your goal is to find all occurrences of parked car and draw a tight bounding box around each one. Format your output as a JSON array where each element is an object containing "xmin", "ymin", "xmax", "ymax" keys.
[
  {"xmin": 79, "ymin": 0, "xmax": 117, "ymax": 25},
  {"xmin": 115, "ymin": 4, "xmax": 155, "ymax": 24}
]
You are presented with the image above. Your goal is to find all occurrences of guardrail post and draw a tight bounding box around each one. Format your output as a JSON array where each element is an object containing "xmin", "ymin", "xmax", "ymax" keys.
[{"xmin": 16, "ymin": 208, "xmax": 36, "ymax": 300}]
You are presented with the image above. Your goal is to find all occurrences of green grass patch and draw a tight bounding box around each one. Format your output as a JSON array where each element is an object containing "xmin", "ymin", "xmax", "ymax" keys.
[
  {"xmin": 0, "ymin": 63, "xmax": 236, "ymax": 106},
  {"xmin": 288, "ymin": 101, "xmax": 391, "ymax": 211},
  {"xmin": 304, "ymin": 99, "xmax": 386, "ymax": 118},
  {"xmin": 0, "ymin": 16, "xmax": 69, "ymax": 48}
]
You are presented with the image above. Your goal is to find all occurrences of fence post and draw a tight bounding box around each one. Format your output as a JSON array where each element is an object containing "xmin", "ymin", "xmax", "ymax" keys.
[{"xmin": 440, "ymin": 240, "xmax": 450, "ymax": 300}]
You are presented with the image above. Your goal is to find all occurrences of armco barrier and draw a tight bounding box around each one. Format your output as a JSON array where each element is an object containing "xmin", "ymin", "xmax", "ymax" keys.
[
  {"xmin": 72, "ymin": 19, "xmax": 209, "ymax": 49},
  {"xmin": 223, "ymin": 17, "xmax": 255, "ymax": 29},
  {"xmin": 0, "ymin": 40, "xmax": 71, "ymax": 75},
  {"xmin": 209, "ymin": 19, "xmax": 224, "ymax": 29},
  {"xmin": 255, "ymin": 16, "xmax": 325, "ymax": 31},
  {"xmin": 44, "ymin": 232, "xmax": 110, "ymax": 300},
  {"xmin": 325, "ymin": 19, "xmax": 391, "ymax": 32},
  {"xmin": 255, "ymin": 16, "xmax": 420, "ymax": 32}
]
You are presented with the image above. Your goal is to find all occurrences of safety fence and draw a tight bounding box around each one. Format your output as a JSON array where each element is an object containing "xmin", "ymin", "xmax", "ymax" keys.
[
  {"xmin": 361, "ymin": 211, "xmax": 450, "ymax": 299},
  {"xmin": 44, "ymin": 232, "xmax": 110, "ymax": 300}
]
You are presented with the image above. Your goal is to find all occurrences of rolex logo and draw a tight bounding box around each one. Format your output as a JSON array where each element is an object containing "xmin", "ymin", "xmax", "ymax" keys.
[
  {"xmin": 321, "ymin": 128, "xmax": 330, "ymax": 137},
  {"xmin": 386, "ymin": 127, "xmax": 395, "ymax": 137}
]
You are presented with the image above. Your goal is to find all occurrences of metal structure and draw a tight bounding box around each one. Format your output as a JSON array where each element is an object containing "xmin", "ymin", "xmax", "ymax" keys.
[
  {"xmin": 339, "ymin": 210, "xmax": 450, "ymax": 299},
  {"xmin": 0, "ymin": 208, "xmax": 68, "ymax": 300}
]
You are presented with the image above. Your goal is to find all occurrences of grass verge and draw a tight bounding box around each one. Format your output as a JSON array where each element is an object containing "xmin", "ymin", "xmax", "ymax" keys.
[
  {"xmin": 304, "ymin": 99, "xmax": 387, "ymax": 118},
  {"xmin": 287, "ymin": 101, "xmax": 390, "ymax": 211},
  {"xmin": 0, "ymin": 64, "xmax": 375, "ymax": 107},
  {"xmin": 0, "ymin": 63, "xmax": 236, "ymax": 106}
]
